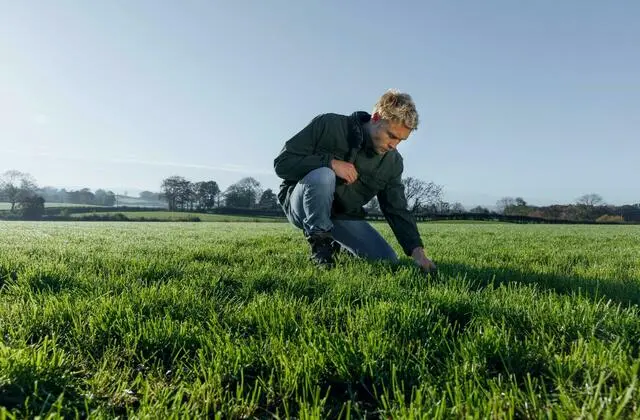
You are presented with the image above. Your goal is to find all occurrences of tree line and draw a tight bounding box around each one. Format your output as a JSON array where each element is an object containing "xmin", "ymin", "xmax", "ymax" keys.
[
  {"xmin": 158, "ymin": 174, "xmax": 459, "ymax": 215},
  {"xmin": 0, "ymin": 169, "xmax": 499, "ymax": 219},
  {"xmin": 160, "ymin": 175, "xmax": 278, "ymax": 211},
  {"xmin": 2, "ymin": 169, "xmax": 638, "ymax": 223},
  {"xmin": 0, "ymin": 171, "xmax": 118, "ymax": 209},
  {"xmin": 492, "ymin": 194, "xmax": 640, "ymax": 223},
  {"xmin": 157, "ymin": 175, "xmax": 639, "ymax": 223},
  {"xmin": 38, "ymin": 187, "xmax": 117, "ymax": 206}
]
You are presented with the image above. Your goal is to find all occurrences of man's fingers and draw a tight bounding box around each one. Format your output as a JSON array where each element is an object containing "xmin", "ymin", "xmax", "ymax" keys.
[
  {"xmin": 346, "ymin": 171, "xmax": 356, "ymax": 184},
  {"xmin": 338, "ymin": 165, "xmax": 358, "ymax": 184}
]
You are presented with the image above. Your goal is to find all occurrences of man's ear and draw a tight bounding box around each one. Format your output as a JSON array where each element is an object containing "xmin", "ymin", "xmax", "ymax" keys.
[{"xmin": 372, "ymin": 112, "xmax": 381, "ymax": 122}]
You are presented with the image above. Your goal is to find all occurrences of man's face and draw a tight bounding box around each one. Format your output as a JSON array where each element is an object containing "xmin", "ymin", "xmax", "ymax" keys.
[{"xmin": 370, "ymin": 115, "xmax": 412, "ymax": 155}]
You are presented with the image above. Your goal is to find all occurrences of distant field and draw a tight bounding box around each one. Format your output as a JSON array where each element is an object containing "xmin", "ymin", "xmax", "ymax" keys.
[
  {"xmin": 0, "ymin": 222, "xmax": 639, "ymax": 418},
  {"xmin": 71, "ymin": 211, "xmax": 506, "ymax": 224},
  {"xmin": 114, "ymin": 196, "xmax": 167, "ymax": 208},
  {"xmin": 0, "ymin": 202, "xmax": 99, "ymax": 210},
  {"xmin": 70, "ymin": 211, "xmax": 287, "ymax": 222}
]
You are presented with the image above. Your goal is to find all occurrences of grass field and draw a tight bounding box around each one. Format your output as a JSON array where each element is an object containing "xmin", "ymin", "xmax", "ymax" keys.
[
  {"xmin": 70, "ymin": 211, "xmax": 287, "ymax": 222},
  {"xmin": 0, "ymin": 221, "xmax": 639, "ymax": 418}
]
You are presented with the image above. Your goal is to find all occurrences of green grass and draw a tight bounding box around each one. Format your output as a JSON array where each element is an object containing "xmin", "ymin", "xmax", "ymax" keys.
[
  {"xmin": 429, "ymin": 219, "xmax": 504, "ymax": 224},
  {"xmin": 0, "ymin": 221, "xmax": 639, "ymax": 418},
  {"xmin": 70, "ymin": 211, "xmax": 287, "ymax": 222}
]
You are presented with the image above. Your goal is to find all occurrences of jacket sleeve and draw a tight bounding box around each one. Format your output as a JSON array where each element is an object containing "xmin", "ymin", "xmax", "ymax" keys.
[
  {"xmin": 274, "ymin": 114, "xmax": 334, "ymax": 181},
  {"xmin": 377, "ymin": 158, "xmax": 424, "ymax": 256}
]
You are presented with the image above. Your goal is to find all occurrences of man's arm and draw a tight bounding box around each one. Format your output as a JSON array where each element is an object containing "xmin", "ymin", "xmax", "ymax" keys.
[
  {"xmin": 274, "ymin": 114, "xmax": 333, "ymax": 181},
  {"xmin": 378, "ymin": 160, "xmax": 437, "ymax": 273}
]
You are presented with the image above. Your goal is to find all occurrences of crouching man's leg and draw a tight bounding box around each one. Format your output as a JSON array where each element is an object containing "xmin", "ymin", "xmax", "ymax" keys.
[
  {"xmin": 285, "ymin": 167, "xmax": 337, "ymax": 268},
  {"xmin": 331, "ymin": 219, "xmax": 398, "ymax": 263}
]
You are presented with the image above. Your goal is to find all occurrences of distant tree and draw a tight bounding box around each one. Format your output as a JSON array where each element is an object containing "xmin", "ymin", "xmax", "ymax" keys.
[
  {"xmin": 470, "ymin": 206, "xmax": 490, "ymax": 214},
  {"xmin": 161, "ymin": 176, "xmax": 192, "ymax": 211},
  {"xmin": 258, "ymin": 189, "xmax": 279, "ymax": 210},
  {"xmin": 539, "ymin": 205, "xmax": 563, "ymax": 220},
  {"xmin": 161, "ymin": 177, "xmax": 178, "ymax": 210},
  {"xmin": 67, "ymin": 188, "xmax": 96, "ymax": 205},
  {"xmin": 106, "ymin": 191, "xmax": 116, "ymax": 206},
  {"xmin": 573, "ymin": 194, "xmax": 605, "ymax": 221},
  {"xmin": 496, "ymin": 197, "xmax": 517, "ymax": 214},
  {"xmin": 37, "ymin": 186, "xmax": 64, "ymax": 203},
  {"xmin": 0, "ymin": 170, "xmax": 38, "ymax": 212},
  {"xmin": 616, "ymin": 204, "xmax": 640, "ymax": 222},
  {"xmin": 184, "ymin": 183, "xmax": 197, "ymax": 211},
  {"xmin": 95, "ymin": 189, "xmax": 116, "ymax": 206},
  {"xmin": 224, "ymin": 177, "xmax": 262, "ymax": 208},
  {"xmin": 515, "ymin": 197, "xmax": 527, "ymax": 207},
  {"xmin": 94, "ymin": 189, "xmax": 107, "ymax": 206},
  {"xmin": 66, "ymin": 190, "xmax": 79, "ymax": 204},
  {"xmin": 527, "ymin": 210, "xmax": 545, "ymax": 219},
  {"xmin": 433, "ymin": 201, "xmax": 450, "ymax": 214},
  {"xmin": 450, "ymin": 202, "xmax": 466, "ymax": 214},
  {"xmin": 576, "ymin": 194, "xmax": 604, "ymax": 206},
  {"xmin": 401, "ymin": 177, "xmax": 444, "ymax": 212},
  {"xmin": 501, "ymin": 197, "xmax": 533, "ymax": 216},
  {"xmin": 194, "ymin": 181, "xmax": 220, "ymax": 210},
  {"xmin": 18, "ymin": 195, "xmax": 45, "ymax": 220}
]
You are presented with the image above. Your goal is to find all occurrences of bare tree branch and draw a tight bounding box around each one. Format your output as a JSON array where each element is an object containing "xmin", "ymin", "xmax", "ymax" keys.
[
  {"xmin": 576, "ymin": 194, "xmax": 604, "ymax": 206},
  {"xmin": 401, "ymin": 177, "xmax": 444, "ymax": 212}
]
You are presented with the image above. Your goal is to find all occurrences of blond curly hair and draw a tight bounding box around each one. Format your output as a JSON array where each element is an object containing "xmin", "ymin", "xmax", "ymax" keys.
[{"xmin": 372, "ymin": 89, "xmax": 419, "ymax": 130}]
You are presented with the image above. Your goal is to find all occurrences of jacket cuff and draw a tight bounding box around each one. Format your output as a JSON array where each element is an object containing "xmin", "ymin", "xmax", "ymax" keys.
[{"xmin": 402, "ymin": 238, "xmax": 424, "ymax": 257}]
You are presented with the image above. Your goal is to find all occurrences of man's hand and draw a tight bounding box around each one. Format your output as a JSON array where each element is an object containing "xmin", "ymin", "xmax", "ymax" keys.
[
  {"xmin": 411, "ymin": 247, "xmax": 438, "ymax": 277},
  {"xmin": 330, "ymin": 159, "xmax": 358, "ymax": 184}
]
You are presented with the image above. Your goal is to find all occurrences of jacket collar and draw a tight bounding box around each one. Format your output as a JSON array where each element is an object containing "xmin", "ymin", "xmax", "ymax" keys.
[{"xmin": 348, "ymin": 111, "xmax": 376, "ymax": 156}]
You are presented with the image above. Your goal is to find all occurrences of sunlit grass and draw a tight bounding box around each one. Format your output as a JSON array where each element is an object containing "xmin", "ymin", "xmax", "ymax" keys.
[{"xmin": 0, "ymin": 221, "xmax": 638, "ymax": 418}]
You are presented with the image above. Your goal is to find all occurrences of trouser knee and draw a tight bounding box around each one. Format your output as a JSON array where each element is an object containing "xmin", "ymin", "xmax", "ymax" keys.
[{"xmin": 301, "ymin": 167, "xmax": 336, "ymax": 191}]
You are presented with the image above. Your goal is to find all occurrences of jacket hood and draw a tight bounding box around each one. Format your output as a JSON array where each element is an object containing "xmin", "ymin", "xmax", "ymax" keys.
[{"xmin": 349, "ymin": 111, "xmax": 376, "ymax": 156}]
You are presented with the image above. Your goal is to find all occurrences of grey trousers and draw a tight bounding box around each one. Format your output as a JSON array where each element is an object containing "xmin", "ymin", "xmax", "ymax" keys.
[{"xmin": 283, "ymin": 167, "xmax": 398, "ymax": 262}]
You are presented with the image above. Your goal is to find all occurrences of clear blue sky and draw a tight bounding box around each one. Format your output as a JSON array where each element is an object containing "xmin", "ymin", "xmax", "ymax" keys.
[{"xmin": 1, "ymin": 1, "xmax": 638, "ymax": 207}]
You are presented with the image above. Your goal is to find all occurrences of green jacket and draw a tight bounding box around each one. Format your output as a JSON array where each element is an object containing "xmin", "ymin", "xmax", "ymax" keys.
[{"xmin": 273, "ymin": 111, "xmax": 424, "ymax": 256}]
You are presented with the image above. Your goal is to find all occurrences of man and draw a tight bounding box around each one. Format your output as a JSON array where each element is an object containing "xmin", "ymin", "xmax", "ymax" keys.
[{"xmin": 273, "ymin": 89, "xmax": 437, "ymax": 275}]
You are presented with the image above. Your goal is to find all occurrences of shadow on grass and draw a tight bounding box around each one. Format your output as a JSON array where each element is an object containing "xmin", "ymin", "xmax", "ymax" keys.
[{"xmin": 427, "ymin": 261, "xmax": 640, "ymax": 308}]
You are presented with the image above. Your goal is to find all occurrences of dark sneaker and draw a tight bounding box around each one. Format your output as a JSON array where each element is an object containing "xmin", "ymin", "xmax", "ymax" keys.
[
  {"xmin": 306, "ymin": 231, "xmax": 336, "ymax": 268},
  {"xmin": 331, "ymin": 240, "xmax": 344, "ymax": 257}
]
